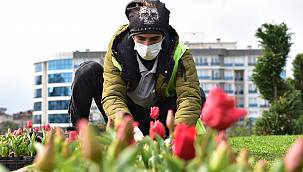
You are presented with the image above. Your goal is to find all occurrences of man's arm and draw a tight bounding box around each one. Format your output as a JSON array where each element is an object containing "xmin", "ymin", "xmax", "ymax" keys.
[
  {"xmin": 175, "ymin": 49, "xmax": 202, "ymax": 125},
  {"xmin": 101, "ymin": 49, "xmax": 130, "ymax": 119}
]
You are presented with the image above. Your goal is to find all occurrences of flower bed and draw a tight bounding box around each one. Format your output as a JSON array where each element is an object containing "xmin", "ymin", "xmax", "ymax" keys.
[{"xmin": 1, "ymin": 87, "xmax": 303, "ymax": 172}]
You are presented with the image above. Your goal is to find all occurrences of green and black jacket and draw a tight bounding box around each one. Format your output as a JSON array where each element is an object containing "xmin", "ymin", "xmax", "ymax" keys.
[{"xmin": 101, "ymin": 24, "xmax": 202, "ymax": 125}]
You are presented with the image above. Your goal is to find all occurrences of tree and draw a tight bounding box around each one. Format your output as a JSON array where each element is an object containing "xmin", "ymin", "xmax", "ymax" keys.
[
  {"xmin": 252, "ymin": 23, "xmax": 292, "ymax": 102},
  {"xmin": 293, "ymin": 53, "xmax": 303, "ymax": 100},
  {"xmin": 255, "ymin": 79, "xmax": 303, "ymax": 135},
  {"xmin": 0, "ymin": 121, "xmax": 19, "ymax": 134}
]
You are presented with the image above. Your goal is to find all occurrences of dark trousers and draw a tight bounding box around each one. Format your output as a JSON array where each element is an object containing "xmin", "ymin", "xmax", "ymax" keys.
[{"xmin": 69, "ymin": 61, "xmax": 205, "ymax": 135}]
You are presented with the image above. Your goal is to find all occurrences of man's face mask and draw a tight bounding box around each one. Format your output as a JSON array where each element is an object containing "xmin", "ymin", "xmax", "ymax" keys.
[{"xmin": 134, "ymin": 40, "xmax": 163, "ymax": 60}]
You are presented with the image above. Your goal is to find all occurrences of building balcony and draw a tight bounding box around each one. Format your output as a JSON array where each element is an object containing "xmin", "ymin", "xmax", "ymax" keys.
[
  {"xmin": 249, "ymin": 90, "xmax": 257, "ymax": 94},
  {"xmin": 235, "ymin": 63, "xmax": 244, "ymax": 66},
  {"xmin": 224, "ymin": 76, "xmax": 234, "ymax": 80},
  {"xmin": 224, "ymin": 63, "xmax": 233, "ymax": 67},
  {"xmin": 249, "ymin": 104, "xmax": 258, "ymax": 108},
  {"xmin": 234, "ymin": 77, "xmax": 244, "ymax": 81},
  {"xmin": 225, "ymin": 90, "xmax": 234, "ymax": 94},
  {"xmin": 196, "ymin": 62, "xmax": 209, "ymax": 66},
  {"xmin": 235, "ymin": 90, "xmax": 244, "ymax": 95},
  {"xmin": 211, "ymin": 62, "xmax": 220, "ymax": 66},
  {"xmin": 199, "ymin": 76, "xmax": 211, "ymax": 80}
]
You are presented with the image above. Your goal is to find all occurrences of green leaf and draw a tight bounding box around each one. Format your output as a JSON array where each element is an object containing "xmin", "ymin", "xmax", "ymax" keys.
[{"xmin": 115, "ymin": 146, "xmax": 138, "ymax": 172}]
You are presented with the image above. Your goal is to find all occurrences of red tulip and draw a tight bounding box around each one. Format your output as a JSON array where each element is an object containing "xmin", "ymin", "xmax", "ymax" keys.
[
  {"xmin": 26, "ymin": 120, "xmax": 33, "ymax": 128},
  {"xmin": 68, "ymin": 131, "xmax": 78, "ymax": 143},
  {"xmin": 150, "ymin": 106, "xmax": 160, "ymax": 120},
  {"xmin": 34, "ymin": 127, "xmax": 39, "ymax": 133},
  {"xmin": 284, "ymin": 138, "xmax": 303, "ymax": 172},
  {"xmin": 149, "ymin": 120, "xmax": 165, "ymax": 140},
  {"xmin": 201, "ymin": 86, "xmax": 247, "ymax": 131},
  {"xmin": 172, "ymin": 124, "xmax": 196, "ymax": 160},
  {"xmin": 43, "ymin": 124, "xmax": 52, "ymax": 131}
]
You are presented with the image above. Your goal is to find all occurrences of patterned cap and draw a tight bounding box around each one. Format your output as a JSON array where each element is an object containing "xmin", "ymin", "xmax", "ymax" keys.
[{"xmin": 125, "ymin": 0, "xmax": 170, "ymax": 36}]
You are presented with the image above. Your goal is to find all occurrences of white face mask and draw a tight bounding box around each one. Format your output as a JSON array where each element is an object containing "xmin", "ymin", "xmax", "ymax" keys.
[{"xmin": 134, "ymin": 41, "xmax": 163, "ymax": 60}]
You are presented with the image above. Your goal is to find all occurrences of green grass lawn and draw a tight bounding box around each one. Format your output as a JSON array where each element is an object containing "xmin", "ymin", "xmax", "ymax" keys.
[{"xmin": 230, "ymin": 135, "xmax": 303, "ymax": 167}]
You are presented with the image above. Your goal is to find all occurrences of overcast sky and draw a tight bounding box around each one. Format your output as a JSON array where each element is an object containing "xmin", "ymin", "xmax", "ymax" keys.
[{"xmin": 0, "ymin": 0, "xmax": 302, "ymax": 114}]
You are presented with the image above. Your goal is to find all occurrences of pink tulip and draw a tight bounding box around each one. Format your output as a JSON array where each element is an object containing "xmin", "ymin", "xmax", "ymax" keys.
[
  {"xmin": 15, "ymin": 128, "xmax": 23, "ymax": 136},
  {"xmin": 149, "ymin": 120, "xmax": 166, "ymax": 140},
  {"xmin": 34, "ymin": 127, "xmax": 39, "ymax": 133},
  {"xmin": 68, "ymin": 131, "xmax": 78, "ymax": 143},
  {"xmin": 150, "ymin": 106, "xmax": 160, "ymax": 120},
  {"xmin": 201, "ymin": 86, "xmax": 247, "ymax": 131},
  {"xmin": 284, "ymin": 138, "xmax": 303, "ymax": 172},
  {"xmin": 166, "ymin": 109, "xmax": 175, "ymax": 133}
]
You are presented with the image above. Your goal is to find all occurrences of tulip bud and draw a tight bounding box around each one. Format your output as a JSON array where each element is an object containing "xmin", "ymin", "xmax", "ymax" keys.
[
  {"xmin": 54, "ymin": 127, "xmax": 65, "ymax": 145},
  {"xmin": 78, "ymin": 119, "xmax": 103, "ymax": 163},
  {"xmin": 209, "ymin": 141, "xmax": 229, "ymax": 171},
  {"xmin": 108, "ymin": 116, "xmax": 135, "ymax": 159},
  {"xmin": 61, "ymin": 139, "xmax": 71, "ymax": 159},
  {"xmin": 150, "ymin": 106, "xmax": 160, "ymax": 120},
  {"xmin": 166, "ymin": 109, "xmax": 174, "ymax": 134},
  {"xmin": 236, "ymin": 149, "xmax": 250, "ymax": 169},
  {"xmin": 34, "ymin": 130, "xmax": 55, "ymax": 172},
  {"xmin": 284, "ymin": 138, "xmax": 303, "ymax": 172},
  {"xmin": 254, "ymin": 160, "xmax": 267, "ymax": 172}
]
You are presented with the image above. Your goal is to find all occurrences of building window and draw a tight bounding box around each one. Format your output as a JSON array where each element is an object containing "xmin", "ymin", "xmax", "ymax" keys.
[
  {"xmin": 224, "ymin": 83, "xmax": 234, "ymax": 93},
  {"xmin": 34, "ymin": 89, "xmax": 42, "ymax": 98},
  {"xmin": 248, "ymin": 56, "xmax": 257, "ymax": 66},
  {"xmin": 197, "ymin": 69, "xmax": 210, "ymax": 80},
  {"xmin": 234, "ymin": 57, "xmax": 244, "ymax": 66},
  {"xmin": 259, "ymin": 99, "xmax": 269, "ymax": 108},
  {"xmin": 236, "ymin": 98, "xmax": 244, "ymax": 107},
  {"xmin": 48, "ymin": 59, "xmax": 73, "ymax": 70},
  {"xmin": 35, "ymin": 63, "xmax": 42, "ymax": 72},
  {"xmin": 224, "ymin": 70, "xmax": 233, "ymax": 80},
  {"xmin": 34, "ymin": 102, "xmax": 42, "ymax": 111},
  {"xmin": 249, "ymin": 97, "xmax": 258, "ymax": 107},
  {"xmin": 35, "ymin": 75, "xmax": 42, "ymax": 85},
  {"xmin": 211, "ymin": 69, "xmax": 221, "ymax": 80},
  {"xmin": 235, "ymin": 84, "xmax": 244, "ymax": 94},
  {"xmin": 194, "ymin": 56, "xmax": 208, "ymax": 66},
  {"xmin": 48, "ymin": 87, "xmax": 71, "ymax": 97},
  {"xmin": 48, "ymin": 114, "xmax": 70, "ymax": 123},
  {"xmin": 48, "ymin": 73, "xmax": 72, "ymax": 83},
  {"xmin": 224, "ymin": 57, "xmax": 233, "ymax": 66},
  {"xmin": 48, "ymin": 100, "xmax": 69, "ymax": 110},
  {"xmin": 249, "ymin": 83, "xmax": 257, "ymax": 93},
  {"xmin": 33, "ymin": 115, "xmax": 41, "ymax": 124},
  {"xmin": 211, "ymin": 56, "xmax": 220, "ymax": 66},
  {"xmin": 248, "ymin": 70, "xmax": 253, "ymax": 81}
]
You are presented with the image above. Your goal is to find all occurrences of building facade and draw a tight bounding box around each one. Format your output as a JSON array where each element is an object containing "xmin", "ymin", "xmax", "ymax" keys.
[
  {"xmin": 33, "ymin": 50, "xmax": 106, "ymax": 128},
  {"xmin": 187, "ymin": 40, "xmax": 268, "ymax": 121}
]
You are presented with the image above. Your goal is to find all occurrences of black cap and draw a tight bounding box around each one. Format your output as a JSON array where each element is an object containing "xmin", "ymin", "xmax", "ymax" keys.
[{"xmin": 125, "ymin": 0, "xmax": 170, "ymax": 36}]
